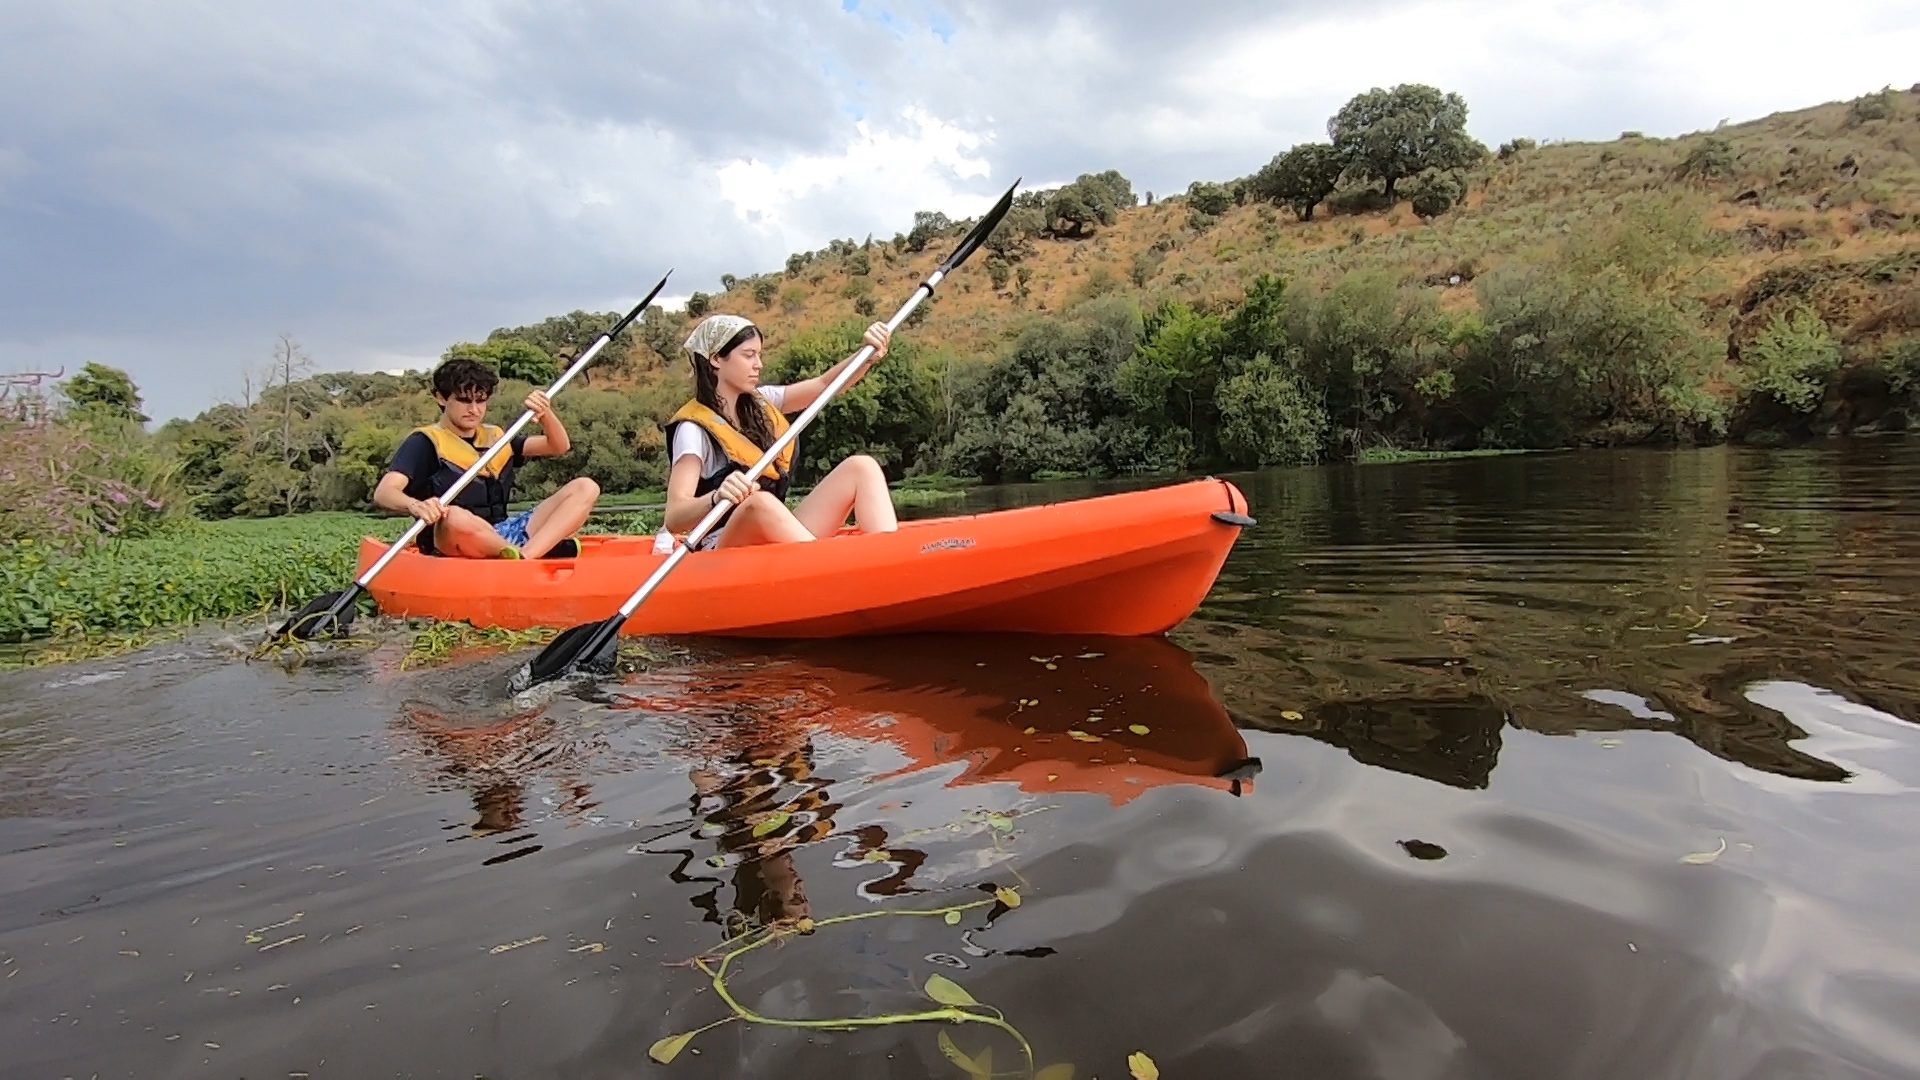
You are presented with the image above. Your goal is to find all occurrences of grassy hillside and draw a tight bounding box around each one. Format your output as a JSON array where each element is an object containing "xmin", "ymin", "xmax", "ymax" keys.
[
  {"xmin": 711, "ymin": 89, "xmax": 1917, "ymax": 378},
  {"xmin": 116, "ymin": 84, "xmax": 1920, "ymax": 517}
]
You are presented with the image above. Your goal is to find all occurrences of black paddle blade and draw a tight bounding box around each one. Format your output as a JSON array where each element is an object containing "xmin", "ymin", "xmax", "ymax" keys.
[
  {"xmin": 273, "ymin": 586, "xmax": 360, "ymax": 641},
  {"xmin": 609, "ymin": 269, "xmax": 674, "ymax": 338},
  {"xmin": 937, "ymin": 178, "xmax": 1022, "ymax": 276},
  {"xmin": 511, "ymin": 617, "xmax": 623, "ymax": 693}
]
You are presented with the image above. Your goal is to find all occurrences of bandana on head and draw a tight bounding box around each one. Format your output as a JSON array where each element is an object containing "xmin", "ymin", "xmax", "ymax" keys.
[{"xmin": 683, "ymin": 314, "xmax": 756, "ymax": 361}]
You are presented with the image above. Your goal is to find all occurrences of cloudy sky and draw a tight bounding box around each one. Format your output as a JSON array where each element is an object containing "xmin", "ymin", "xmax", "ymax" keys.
[{"xmin": 3, "ymin": 0, "xmax": 1915, "ymax": 421}]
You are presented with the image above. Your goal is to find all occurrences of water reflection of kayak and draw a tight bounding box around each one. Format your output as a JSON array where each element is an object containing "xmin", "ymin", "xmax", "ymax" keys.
[
  {"xmin": 615, "ymin": 634, "xmax": 1260, "ymax": 805},
  {"xmin": 355, "ymin": 479, "xmax": 1251, "ymax": 637}
]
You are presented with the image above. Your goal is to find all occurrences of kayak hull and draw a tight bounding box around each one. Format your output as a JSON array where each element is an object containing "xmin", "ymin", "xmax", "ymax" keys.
[{"xmin": 355, "ymin": 479, "xmax": 1250, "ymax": 638}]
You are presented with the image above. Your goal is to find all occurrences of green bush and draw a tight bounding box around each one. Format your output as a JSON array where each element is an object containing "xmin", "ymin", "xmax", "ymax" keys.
[
  {"xmin": 1497, "ymin": 138, "xmax": 1536, "ymax": 160},
  {"xmin": 1408, "ymin": 171, "xmax": 1466, "ymax": 218},
  {"xmin": 1741, "ymin": 305, "xmax": 1841, "ymax": 412},
  {"xmin": 1216, "ymin": 350, "xmax": 1328, "ymax": 466},
  {"xmin": 1848, "ymin": 87, "xmax": 1897, "ymax": 125},
  {"xmin": 1676, "ymin": 137, "xmax": 1736, "ymax": 181}
]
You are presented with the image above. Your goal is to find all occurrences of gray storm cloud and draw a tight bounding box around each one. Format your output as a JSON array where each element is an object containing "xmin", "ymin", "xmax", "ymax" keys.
[{"xmin": 2, "ymin": 0, "xmax": 1914, "ymax": 420}]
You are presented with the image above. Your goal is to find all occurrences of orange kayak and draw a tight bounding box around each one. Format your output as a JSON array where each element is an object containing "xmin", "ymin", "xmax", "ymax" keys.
[{"xmin": 356, "ymin": 478, "xmax": 1252, "ymax": 637}]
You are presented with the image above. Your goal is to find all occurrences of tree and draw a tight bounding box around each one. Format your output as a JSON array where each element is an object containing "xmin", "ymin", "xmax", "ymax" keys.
[
  {"xmin": 61, "ymin": 363, "xmax": 148, "ymax": 423},
  {"xmin": 484, "ymin": 309, "xmax": 640, "ymax": 376},
  {"xmin": 686, "ymin": 291, "xmax": 712, "ymax": 318},
  {"xmin": 1328, "ymin": 84, "xmax": 1487, "ymax": 202},
  {"xmin": 1250, "ymin": 143, "xmax": 1344, "ymax": 221},
  {"xmin": 906, "ymin": 210, "xmax": 954, "ymax": 252},
  {"xmin": 1185, "ymin": 181, "xmax": 1234, "ymax": 216},
  {"xmin": 445, "ymin": 339, "xmax": 560, "ymax": 385},
  {"xmin": 1044, "ymin": 171, "xmax": 1136, "ymax": 238},
  {"xmin": 766, "ymin": 321, "xmax": 939, "ymax": 479}
]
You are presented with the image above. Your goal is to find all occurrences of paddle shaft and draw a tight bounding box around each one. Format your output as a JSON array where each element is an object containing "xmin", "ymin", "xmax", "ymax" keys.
[
  {"xmin": 354, "ymin": 290, "xmax": 660, "ymax": 591},
  {"xmin": 609, "ymin": 272, "xmax": 945, "ymax": 624}
]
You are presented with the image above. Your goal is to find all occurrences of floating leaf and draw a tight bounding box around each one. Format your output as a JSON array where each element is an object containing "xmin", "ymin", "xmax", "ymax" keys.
[
  {"xmin": 938, "ymin": 1032, "xmax": 991, "ymax": 1078},
  {"xmin": 1280, "ymin": 710, "xmax": 1304, "ymax": 721},
  {"xmin": 1076, "ymin": 652, "xmax": 1104, "ymax": 659},
  {"xmin": 945, "ymin": 909, "xmax": 963, "ymax": 926},
  {"xmin": 1128, "ymin": 724, "xmax": 1150, "ymax": 735},
  {"xmin": 988, "ymin": 814, "xmax": 1014, "ymax": 833},
  {"xmin": 1681, "ymin": 838, "xmax": 1727, "ymax": 865},
  {"xmin": 1598, "ymin": 738, "xmax": 1622, "ymax": 748},
  {"xmin": 1037, "ymin": 1065, "xmax": 1077, "ymax": 1080},
  {"xmin": 649, "ymin": 1030, "xmax": 697, "ymax": 1064},
  {"xmin": 1128, "ymin": 1051, "xmax": 1160, "ymax": 1079},
  {"xmin": 751, "ymin": 811, "xmax": 790, "ymax": 838},
  {"xmin": 863, "ymin": 848, "xmax": 892, "ymax": 863},
  {"xmin": 994, "ymin": 887, "xmax": 1022, "ymax": 909},
  {"xmin": 925, "ymin": 973, "xmax": 979, "ymax": 1007},
  {"xmin": 1067, "ymin": 730, "xmax": 1102, "ymax": 742},
  {"xmin": 1023, "ymin": 727, "xmax": 1037, "ymax": 735}
]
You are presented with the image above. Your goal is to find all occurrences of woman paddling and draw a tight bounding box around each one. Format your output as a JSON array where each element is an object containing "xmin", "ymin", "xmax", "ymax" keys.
[{"xmin": 662, "ymin": 314, "xmax": 898, "ymax": 549}]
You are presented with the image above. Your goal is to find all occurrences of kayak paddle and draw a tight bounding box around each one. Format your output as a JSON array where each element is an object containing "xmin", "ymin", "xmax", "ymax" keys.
[
  {"xmin": 511, "ymin": 179, "xmax": 1022, "ymax": 692},
  {"xmin": 270, "ymin": 270, "xmax": 673, "ymax": 642}
]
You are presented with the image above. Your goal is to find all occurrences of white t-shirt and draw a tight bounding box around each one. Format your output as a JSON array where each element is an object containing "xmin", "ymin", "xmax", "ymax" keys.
[{"xmin": 669, "ymin": 385, "xmax": 788, "ymax": 476}]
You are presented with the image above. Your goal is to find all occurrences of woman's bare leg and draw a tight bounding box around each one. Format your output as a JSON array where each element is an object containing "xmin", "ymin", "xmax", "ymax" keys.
[
  {"xmin": 715, "ymin": 490, "xmax": 815, "ymax": 548},
  {"xmin": 433, "ymin": 507, "xmax": 512, "ymax": 558},
  {"xmin": 521, "ymin": 477, "xmax": 599, "ymax": 557},
  {"xmin": 792, "ymin": 455, "xmax": 896, "ymax": 538}
]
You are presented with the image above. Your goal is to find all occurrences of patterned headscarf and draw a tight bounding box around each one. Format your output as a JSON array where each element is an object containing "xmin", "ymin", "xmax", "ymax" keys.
[{"xmin": 683, "ymin": 314, "xmax": 757, "ymax": 361}]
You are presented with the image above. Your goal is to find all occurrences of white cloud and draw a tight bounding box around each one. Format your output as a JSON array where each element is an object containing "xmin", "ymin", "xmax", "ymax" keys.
[{"xmin": 717, "ymin": 106, "xmax": 996, "ymax": 249}]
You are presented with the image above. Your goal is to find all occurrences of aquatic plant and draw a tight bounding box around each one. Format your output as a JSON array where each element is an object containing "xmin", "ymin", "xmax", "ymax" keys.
[
  {"xmin": 0, "ymin": 513, "xmax": 398, "ymax": 642},
  {"xmin": 652, "ymin": 889, "xmax": 1082, "ymax": 1079}
]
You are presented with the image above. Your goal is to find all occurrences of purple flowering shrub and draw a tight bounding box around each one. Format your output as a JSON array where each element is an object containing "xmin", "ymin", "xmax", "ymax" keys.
[{"xmin": 0, "ymin": 388, "xmax": 182, "ymax": 552}]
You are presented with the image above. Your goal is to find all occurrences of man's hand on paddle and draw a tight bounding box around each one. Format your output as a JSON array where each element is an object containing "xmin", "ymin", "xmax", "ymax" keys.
[
  {"xmin": 409, "ymin": 496, "xmax": 448, "ymax": 525},
  {"xmin": 864, "ymin": 322, "xmax": 891, "ymax": 360},
  {"xmin": 526, "ymin": 390, "xmax": 556, "ymax": 420}
]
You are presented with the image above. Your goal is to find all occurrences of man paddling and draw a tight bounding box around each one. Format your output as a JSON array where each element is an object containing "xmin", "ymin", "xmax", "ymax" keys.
[{"xmin": 373, "ymin": 357, "xmax": 600, "ymax": 559}]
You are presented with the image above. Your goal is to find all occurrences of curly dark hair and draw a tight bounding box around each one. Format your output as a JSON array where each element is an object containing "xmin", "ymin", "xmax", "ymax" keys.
[{"xmin": 431, "ymin": 358, "xmax": 499, "ymax": 401}]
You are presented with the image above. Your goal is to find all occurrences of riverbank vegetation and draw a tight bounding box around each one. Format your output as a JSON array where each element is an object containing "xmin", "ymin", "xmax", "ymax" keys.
[
  {"xmin": 3, "ymin": 83, "xmax": 1917, "ymax": 643},
  {"xmin": 0, "ymin": 514, "xmax": 397, "ymax": 643}
]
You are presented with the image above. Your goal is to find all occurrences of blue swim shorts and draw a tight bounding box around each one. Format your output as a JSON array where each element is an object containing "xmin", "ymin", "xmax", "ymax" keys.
[{"xmin": 494, "ymin": 510, "xmax": 534, "ymax": 549}]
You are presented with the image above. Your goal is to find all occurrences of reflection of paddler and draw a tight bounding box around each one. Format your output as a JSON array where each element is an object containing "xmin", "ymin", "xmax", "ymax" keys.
[
  {"xmin": 686, "ymin": 728, "xmax": 839, "ymax": 933},
  {"xmin": 622, "ymin": 634, "xmax": 1258, "ymax": 806}
]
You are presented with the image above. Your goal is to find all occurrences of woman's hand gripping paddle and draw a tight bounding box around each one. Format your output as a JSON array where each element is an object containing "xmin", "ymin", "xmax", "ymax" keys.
[
  {"xmin": 269, "ymin": 271, "xmax": 674, "ymax": 643},
  {"xmin": 512, "ymin": 181, "xmax": 1022, "ymax": 693}
]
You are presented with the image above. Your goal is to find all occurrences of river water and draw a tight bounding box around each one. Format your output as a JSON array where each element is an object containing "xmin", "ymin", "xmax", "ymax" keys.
[{"xmin": 4, "ymin": 442, "xmax": 1920, "ymax": 1079}]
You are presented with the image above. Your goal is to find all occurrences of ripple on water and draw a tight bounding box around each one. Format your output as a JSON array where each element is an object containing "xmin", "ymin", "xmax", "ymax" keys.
[{"xmin": 4, "ymin": 444, "xmax": 1920, "ymax": 1077}]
